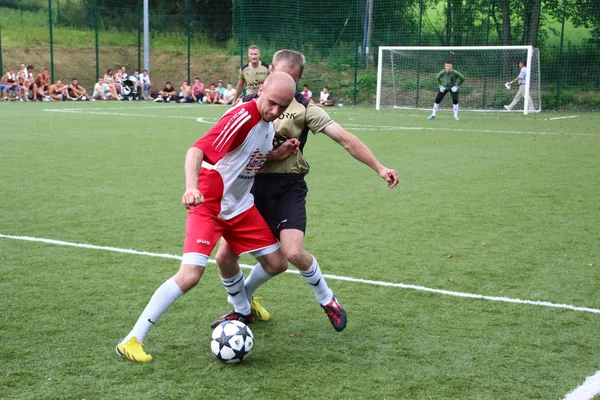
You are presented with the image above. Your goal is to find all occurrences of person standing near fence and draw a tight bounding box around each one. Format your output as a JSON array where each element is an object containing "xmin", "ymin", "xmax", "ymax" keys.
[
  {"xmin": 504, "ymin": 61, "xmax": 535, "ymax": 112},
  {"xmin": 232, "ymin": 45, "xmax": 270, "ymax": 105}
]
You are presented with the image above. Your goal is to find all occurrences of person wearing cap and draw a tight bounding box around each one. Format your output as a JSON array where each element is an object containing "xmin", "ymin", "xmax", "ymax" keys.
[{"xmin": 216, "ymin": 80, "xmax": 226, "ymax": 100}]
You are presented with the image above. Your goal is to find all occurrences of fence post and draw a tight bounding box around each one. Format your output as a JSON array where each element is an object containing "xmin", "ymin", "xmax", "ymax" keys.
[
  {"xmin": 353, "ymin": 0, "xmax": 360, "ymax": 106},
  {"xmin": 186, "ymin": 0, "xmax": 191, "ymax": 83},
  {"xmin": 48, "ymin": 0, "xmax": 55, "ymax": 82},
  {"xmin": 94, "ymin": 0, "xmax": 99, "ymax": 81},
  {"xmin": 416, "ymin": 0, "xmax": 424, "ymax": 108},
  {"xmin": 0, "ymin": 22, "xmax": 3, "ymax": 74},
  {"xmin": 239, "ymin": 0, "xmax": 244, "ymax": 69},
  {"xmin": 555, "ymin": 0, "xmax": 567, "ymax": 111},
  {"xmin": 137, "ymin": 0, "xmax": 141, "ymax": 71},
  {"xmin": 482, "ymin": 0, "xmax": 491, "ymax": 108}
]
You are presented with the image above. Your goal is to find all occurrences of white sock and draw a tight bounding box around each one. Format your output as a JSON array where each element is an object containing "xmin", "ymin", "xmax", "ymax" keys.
[
  {"xmin": 432, "ymin": 103, "xmax": 439, "ymax": 116},
  {"xmin": 124, "ymin": 277, "xmax": 183, "ymax": 343},
  {"xmin": 453, "ymin": 104, "xmax": 459, "ymax": 117},
  {"xmin": 244, "ymin": 263, "xmax": 275, "ymax": 300},
  {"xmin": 222, "ymin": 270, "xmax": 250, "ymax": 315},
  {"xmin": 300, "ymin": 257, "xmax": 333, "ymax": 305}
]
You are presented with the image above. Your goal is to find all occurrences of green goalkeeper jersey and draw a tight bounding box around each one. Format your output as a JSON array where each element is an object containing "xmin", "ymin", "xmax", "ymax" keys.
[{"xmin": 436, "ymin": 69, "xmax": 465, "ymax": 88}]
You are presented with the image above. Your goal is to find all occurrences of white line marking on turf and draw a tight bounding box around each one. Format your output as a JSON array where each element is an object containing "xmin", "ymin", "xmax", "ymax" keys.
[
  {"xmin": 343, "ymin": 124, "xmax": 598, "ymax": 137},
  {"xmin": 563, "ymin": 370, "xmax": 600, "ymax": 400},
  {"xmin": 3, "ymin": 233, "xmax": 600, "ymax": 315},
  {"xmin": 197, "ymin": 117, "xmax": 218, "ymax": 124},
  {"xmin": 43, "ymin": 109, "xmax": 199, "ymax": 120},
  {"xmin": 43, "ymin": 105, "xmax": 195, "ymax": 112},
  {"xmin": 546, "ymin": 115, "xmax": 578, "ymax": 121}
]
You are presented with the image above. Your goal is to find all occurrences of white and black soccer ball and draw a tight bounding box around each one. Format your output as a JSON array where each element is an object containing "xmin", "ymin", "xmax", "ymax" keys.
[{"xmin": 211, "ymin": 320, "xmax": 254, "ymax": 364}]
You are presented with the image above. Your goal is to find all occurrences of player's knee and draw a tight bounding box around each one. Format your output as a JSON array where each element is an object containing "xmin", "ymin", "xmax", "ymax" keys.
[
  {"xmin": 258, "ymin": 250, "xmax": 288, "ymax": 274},
  {"xmin": 174, "ymin": 264, "xmax": 205, "ymax": 292},
  {"xmin": 281, "ymin": 247, "xmax": 306, "ymax": 268},
  {"xmin": 215, "ymin": 248, "xmax": 238, "ymax": 268}
]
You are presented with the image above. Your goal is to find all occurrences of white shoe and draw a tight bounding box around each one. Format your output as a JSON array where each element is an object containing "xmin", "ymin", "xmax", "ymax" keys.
[{"xmin": 503, "ymin": 105, "xmax": 511, "ymax": 111}]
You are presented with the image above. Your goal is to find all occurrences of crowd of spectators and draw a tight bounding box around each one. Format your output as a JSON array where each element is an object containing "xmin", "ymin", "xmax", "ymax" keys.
[
  {"xmin": 2, "ymin": 64, "xmax": 335, "ymax": 106},
  {"xmin": 1, "ymin": 64, "xmax": 238, "ymax": 105}
]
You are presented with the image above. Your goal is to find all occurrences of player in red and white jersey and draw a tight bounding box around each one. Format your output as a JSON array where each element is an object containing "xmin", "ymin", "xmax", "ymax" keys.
[{"xmin": 116, "ymin": 72, "xmax": 297, "ymax": 363}]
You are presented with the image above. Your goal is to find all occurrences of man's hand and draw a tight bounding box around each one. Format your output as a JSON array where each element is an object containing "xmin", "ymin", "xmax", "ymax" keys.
[
  {"xmin": 182, "ymin": 188, "xmax": 203, "ymax": 209},
  {"xmin": 277, "ymin": 138, "xmax": 300, "ymax": 158},
  {"xmin": 267, "ymin": 138, "xmax": 300, "ymax": 161},
  {"xmin": 378, "ymin": 167, "xmax": 399, "ymax": 188},
  {"xmin": 451, "ymin": 85, "xmax": 459, "ymax": 93},
  {"xmin": 439, "ymin": 85, "xmax": 446, "ymax": 93}
]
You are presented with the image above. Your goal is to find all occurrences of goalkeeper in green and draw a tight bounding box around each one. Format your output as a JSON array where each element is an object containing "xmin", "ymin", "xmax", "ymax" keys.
[{"xmin": 427, "ymin": 61, "xmax": 465, "ymax": 121}]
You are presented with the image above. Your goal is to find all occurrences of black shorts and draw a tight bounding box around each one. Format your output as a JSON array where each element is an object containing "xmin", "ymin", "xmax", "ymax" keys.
[
  {"xmin": 435, "ymin": 90, "xmax": 459, "ymax": 105},
  {"xmin": 253, "ymin": 173, "xmax": 308, "ymax": 239}
]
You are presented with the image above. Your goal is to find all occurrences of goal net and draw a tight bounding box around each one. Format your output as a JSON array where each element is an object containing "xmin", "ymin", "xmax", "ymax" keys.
[{"xmin": 376, "ymin": 46, "xmax": 541, "ymax": 114}]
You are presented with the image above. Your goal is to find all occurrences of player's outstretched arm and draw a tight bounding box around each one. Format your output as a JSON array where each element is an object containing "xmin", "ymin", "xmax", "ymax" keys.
[
  {"xmin": 182, "ymin": 147, "xmax": 205, "ymax": 209},
  {"xmin": 232, "ymin": 78, "xmax": 245, "ymax": 105},
  {"xmin": 322, "ymin": 123, "xmax": 399, "ymax": 188}
]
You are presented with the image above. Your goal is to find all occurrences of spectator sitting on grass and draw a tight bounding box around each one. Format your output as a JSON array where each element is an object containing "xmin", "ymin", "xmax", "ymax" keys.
[
  {"xmin": 48, "ymin": 80, "xmax": 66, "ymax": 101},
  {"xmin": 155, "ymin": 81, "xmax": 177, "ymax": 102},
  {"xmin": 192, "ymin": 77, "xmax": 205, "ymax": 103},
  {"xmin": 216, "ymin": 80, "xmax": 226, "ymax": 99},
  {"xmin": 93, "ymin": 77, "xmax": 118, "ymax": 100},
  {"xmin": 203, "ymin": 83, "xmax": 223, "ymax": 104},
  {"xmin": 1, "ymin": 67, "xmax": 22, "ymax": 101},
  {"xmin": 179, "ymin": 81, "xmax": 195, "ymax": 103},
  {"xmin": 223, "ymin": 83, "xmax": 236, "ymax": 105},
  {"xmin": 66, "ymin": 78, "xmax": 90, "ymax": 101},
  {"xmin": 139, "ymin": 70, "xmax": 152, "ymax": 99},
  {"xmin": 16, "ymin": 64, "xmax": 33, "ymax": 101},
  {"xmin": 104, "ymin": 69, "xmax": 121, "ymax": 96},
  {"xmin": 302, "ymin": 84, "xmax": 312, "ymax": 101},
  {"xmin": 34, "ymin": 68, "xmax": 50, "ymax": 101},
  {"xmin": 317, "ymin": 86, "xmax": 333, "ymax": 107}
]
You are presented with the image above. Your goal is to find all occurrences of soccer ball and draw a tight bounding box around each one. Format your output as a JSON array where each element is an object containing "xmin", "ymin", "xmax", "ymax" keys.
[{"xmin": 211, "ymin": 320, "xmax": 254, "ymax": 364}]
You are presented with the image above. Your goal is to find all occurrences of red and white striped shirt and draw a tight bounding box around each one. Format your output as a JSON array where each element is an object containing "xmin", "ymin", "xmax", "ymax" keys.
[{"xmin": 193, "ymin": 100, "xmax": 274, "ymax": 220}]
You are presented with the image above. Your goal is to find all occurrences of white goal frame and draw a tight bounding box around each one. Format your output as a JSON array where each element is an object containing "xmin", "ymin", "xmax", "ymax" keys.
[{"xmin": 376, "ymin": 45, "xmax": 540, "ymax": 115}]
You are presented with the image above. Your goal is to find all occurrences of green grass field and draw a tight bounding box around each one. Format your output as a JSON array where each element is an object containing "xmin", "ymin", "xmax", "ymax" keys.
[{"xmin": 1, "ymin": 101, "xmax": 599, "ymax": 399}]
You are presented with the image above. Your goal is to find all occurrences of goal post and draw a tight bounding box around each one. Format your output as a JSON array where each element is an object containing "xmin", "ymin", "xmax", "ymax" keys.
[{"xmin": 376, "ymin": 46, "xmax": 541, "ymax": 114}]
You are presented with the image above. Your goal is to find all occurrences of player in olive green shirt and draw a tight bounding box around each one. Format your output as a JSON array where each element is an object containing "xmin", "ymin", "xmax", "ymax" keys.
[
  {"xmin": 233, "ymin": 45, "xmax": 270, "ymax": 104},
  {"xmin": 428, "ymin": 61, "xmax": 465, "ymax": 121}
]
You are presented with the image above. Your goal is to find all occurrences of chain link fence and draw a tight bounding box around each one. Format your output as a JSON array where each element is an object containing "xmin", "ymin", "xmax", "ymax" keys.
[{"xmin": 1, "ymin": 0, "xmax": 598, "ymax": 110}]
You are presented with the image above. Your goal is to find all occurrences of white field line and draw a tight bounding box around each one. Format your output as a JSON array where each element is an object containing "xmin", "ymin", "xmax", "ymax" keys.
[
  {"xmin": 343, "ymin": 124, "xmax": 598, "ymax": 136},
  {"xmin": 43, "ymin": 108, "xmax": 596, "ymax": 137},
  {"xmin": 44, "ymin": 109, "xmax": 199, "ymax": 120},
  {"xmin": 2, "ymin": 233, "xmax": 600, "ymax": 315},
  {"xmin": 563, "ymin": 370, "xmax": 600, "ymax": 400},
  {"xmin": 43, "ymin": 105, "xmax": 195, "ymax": 111},
  {"xmin": 547, "ymin": 115, "xmax": 578, "ymax": 121}
]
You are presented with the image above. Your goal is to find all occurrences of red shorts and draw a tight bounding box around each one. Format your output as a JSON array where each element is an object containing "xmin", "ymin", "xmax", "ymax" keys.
[{"xmin": 182, "ymin": 205, "xmax": 279, "ymax": 266}]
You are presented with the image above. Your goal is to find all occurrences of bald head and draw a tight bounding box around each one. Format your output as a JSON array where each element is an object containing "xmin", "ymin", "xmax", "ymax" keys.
[{"xmin": 257, "ymin": 71, "xmax": 296, "ymax": 122}]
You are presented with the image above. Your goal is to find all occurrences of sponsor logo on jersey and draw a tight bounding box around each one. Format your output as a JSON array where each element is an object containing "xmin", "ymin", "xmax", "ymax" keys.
[{"xmin": 278, "ymin": 112, "xmax": 297, "ymax": 120}]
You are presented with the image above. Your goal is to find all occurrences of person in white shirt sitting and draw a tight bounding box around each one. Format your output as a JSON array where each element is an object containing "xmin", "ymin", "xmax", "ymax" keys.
[{"xmin": 317, "ymin": 86, "xmax": 333, "ymax": 107}]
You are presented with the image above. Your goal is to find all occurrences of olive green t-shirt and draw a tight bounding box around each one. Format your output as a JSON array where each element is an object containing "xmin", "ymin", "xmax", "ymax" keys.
[
  {"xmin": 243, "ymin": 92, "xmax": 334, "ymax": 175},
  {"xmin": 239, "ymin": 62, "xmax": 270, "ymax": 94}
]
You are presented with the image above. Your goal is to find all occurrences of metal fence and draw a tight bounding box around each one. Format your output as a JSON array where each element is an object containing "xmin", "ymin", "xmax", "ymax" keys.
[{"xmin": 1, "ymin": 0, "xmax": 598, "ymax": 110}]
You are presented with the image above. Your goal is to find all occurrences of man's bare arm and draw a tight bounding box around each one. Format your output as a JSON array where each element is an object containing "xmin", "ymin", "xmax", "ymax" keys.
[
  {"xmin": 182, "ymin": 147, "xmax": 205, "ymax": 208},
  {"xmin": 232, "ymin": 78, "xmax": 245, "ymax": 105},
  {"xmin": 322, "ymin": 123, "xmax": 399, "ymax": 188}
]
